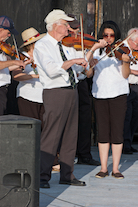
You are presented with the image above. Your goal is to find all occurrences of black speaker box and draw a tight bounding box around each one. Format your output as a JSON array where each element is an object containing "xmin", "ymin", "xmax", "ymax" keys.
[{"xmin": 0, "ymin": 115, "xmax": 41, "ymax": 207}]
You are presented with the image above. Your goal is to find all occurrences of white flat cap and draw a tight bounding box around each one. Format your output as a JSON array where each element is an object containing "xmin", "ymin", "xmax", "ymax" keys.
[{"xmin": 45, "ymin": 9, "xmax": 74, "ymax": 24}]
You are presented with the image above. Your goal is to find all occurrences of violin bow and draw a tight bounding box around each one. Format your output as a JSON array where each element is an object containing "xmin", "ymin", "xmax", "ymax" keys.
[
  {"xmin": 80, "ymin": 13, "xmax": 86, "ymax": 75},
  {"xmin": 12, "ymin": 34, "xmax": 38, "ymax": 74},
  {"xmin": 12, "ymin": 34, "xmax": 20, "ymax": 60},
  {"xmin": 12, "ymin": 34, "xmax": 26, "ymax": 71},
  {"xmin": 90, "ymin": 29, "xmax": 137, "ymax": 69},
  {"xmin": 80, "ymin": 14, "xmax": 84, "ymax": 58}
]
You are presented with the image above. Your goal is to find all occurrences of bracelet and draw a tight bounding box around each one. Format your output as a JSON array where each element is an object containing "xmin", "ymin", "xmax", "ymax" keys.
[
  {"xmin": 90, "ymin": 49, "xmax": 94, "ymax": 54},
  {"xmin": 123, "ymin": 61, "xmax": 130, "ymax": 64}
]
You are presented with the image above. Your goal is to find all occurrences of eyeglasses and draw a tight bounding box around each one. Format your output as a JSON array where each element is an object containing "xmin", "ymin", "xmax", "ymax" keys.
[
  {"xmin": 103, "ymin": 34, "xmax": 115, "ymax": 38},
  {"xmin": 59, "ymin": 22, "xmax": 69, "ymax": 27}
]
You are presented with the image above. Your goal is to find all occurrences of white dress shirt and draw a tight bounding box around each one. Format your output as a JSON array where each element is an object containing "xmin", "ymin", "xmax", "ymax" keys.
[
  {"xmin": 33, "ymin": 33, "xmax": 85, "ymax": 89},
  {"xmin": 0, "ymin": 53, "xmax": 11, "ymax": 87},
  {"xmin": 16, "ymin": 52, "xmax": 43, "ymax": 103},
  {"xmin": 92, "ymin": 48, "xmax": 129, "ymax": 99}
]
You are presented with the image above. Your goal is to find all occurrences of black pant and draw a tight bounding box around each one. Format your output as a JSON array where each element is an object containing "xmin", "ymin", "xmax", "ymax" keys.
[
  {"xmin": 0, "ymin": 85, "xmax": 8, "ymax": 115},
  {"xmin": 123, "ymin": 84, "xmax": 138, "ymax": 150},
  {"xmin": 77, "ymin": 79, "xmax": 92, "ymax": 159},
  {"xmin": 94, "ymin": 95, "xmax": 127, "ymax": 144}
]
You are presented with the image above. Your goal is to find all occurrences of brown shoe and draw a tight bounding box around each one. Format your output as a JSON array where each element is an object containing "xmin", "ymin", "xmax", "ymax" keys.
[
  {"xmin": 112, "ymin": 172, "xmax": 124, "ymax": 179},
  {"xmin": 95, "ymin": 171, "xmax": 109, "ymax": 178}
]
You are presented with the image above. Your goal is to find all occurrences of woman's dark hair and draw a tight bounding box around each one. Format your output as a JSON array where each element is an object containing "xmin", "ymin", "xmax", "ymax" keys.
[
  {"xmin": 98, "ymin": 20, "xmax": 121, "ymax": 54},
  {"xmin": 98, "ymin": 20, "xmax": 121, "ymax": 41}
]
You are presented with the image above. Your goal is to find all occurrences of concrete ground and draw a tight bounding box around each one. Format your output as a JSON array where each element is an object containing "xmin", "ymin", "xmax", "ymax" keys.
[{"xmin": 39, "ymin": 144, "xmax": 138, "ymax": 207}]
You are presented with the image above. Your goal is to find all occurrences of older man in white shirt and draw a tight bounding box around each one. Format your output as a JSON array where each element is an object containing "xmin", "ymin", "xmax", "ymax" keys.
[
  {"xmin": 33, "ymin": 9, "xmax": 89, "ymax": 188},
  {"xmin": 34, "ymin": 9, "xmax": 106, "ymax": 188}
]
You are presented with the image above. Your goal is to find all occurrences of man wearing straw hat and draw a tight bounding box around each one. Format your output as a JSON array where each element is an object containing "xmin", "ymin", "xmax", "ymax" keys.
[
  {"xmin": 0, "ymin": 15, "xmax": 27, "ymax": 115},
  {"xmin": 33, "ymin": 9, "xmax": 106, "ymax": 188}
]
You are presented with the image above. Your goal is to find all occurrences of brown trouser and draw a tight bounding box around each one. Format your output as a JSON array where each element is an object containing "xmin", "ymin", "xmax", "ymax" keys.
[
  {"xmin": 18, "ymin": 97, "xmax": 44, "ymax": 129},
  {"xmin": 41, "ymin": 87, "xmax": 78, "ymax": 181}
]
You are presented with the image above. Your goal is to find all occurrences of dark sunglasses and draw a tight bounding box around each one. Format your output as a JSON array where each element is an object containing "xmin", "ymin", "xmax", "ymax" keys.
[{"xmin": 103, "ymin": 34, "xmax": 115, "ymax": 38}]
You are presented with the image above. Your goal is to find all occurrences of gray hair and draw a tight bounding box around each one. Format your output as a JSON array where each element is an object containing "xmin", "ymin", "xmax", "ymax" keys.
[
  {"xmin": 46, "ymin": 19, "xmax": 62, "ymax": 32},
  {"xmin": 128, "ymin": 28, "xmax": 138, "ymax": 41}
]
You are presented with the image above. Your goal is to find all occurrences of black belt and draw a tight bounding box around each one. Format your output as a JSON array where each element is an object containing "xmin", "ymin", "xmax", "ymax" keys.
[
  {"xmin": 0, "ymin": 84, "xmax": 9, "ymax": 88},
  {"xmin": 60, "ymin": 84, "xmax": 78, "ymax": 89}
]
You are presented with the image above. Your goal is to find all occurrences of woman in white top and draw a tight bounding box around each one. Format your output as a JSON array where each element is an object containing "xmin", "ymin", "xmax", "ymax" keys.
[
  {"xmin": 87, "ymin": 20, "xmax": 131, "ymax": 179},
  {"xmin": 12, "ymin": 27, "xmax": 45, "ymax": 128}
]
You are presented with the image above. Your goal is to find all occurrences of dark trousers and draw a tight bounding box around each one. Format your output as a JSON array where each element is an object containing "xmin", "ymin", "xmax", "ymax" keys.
[
  {"xmin": 123, "ymin": 85, "xmax": 138, "ymax": 150},
  {"xmin": 77, "ymin": 79, "xmax": 92, "ymax": 159},
  {"xmin": 40, "ymin": 88, "xmax": 78, "ymax": 182},
  {"xmin": 0, "ymin": 85, "xmax": 8, "ymax": 115},
  {"xmin": 18, "ymin": 97, "xmax": 44, "ymax": 129},
  {"xmin": 94, "ymin": 95, "xmax": 127, "ymax": 144}
]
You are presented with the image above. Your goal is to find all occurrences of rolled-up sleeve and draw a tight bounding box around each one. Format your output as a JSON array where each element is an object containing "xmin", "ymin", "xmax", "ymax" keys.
[{"xmin": 34, "ymin": 43, "xmax": 68, "ymax": 79}]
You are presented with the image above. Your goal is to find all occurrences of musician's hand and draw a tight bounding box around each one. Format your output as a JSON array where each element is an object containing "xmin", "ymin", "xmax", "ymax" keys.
[
  {"xmin": 122, "ymin": 54, "xmax": 131, "ymax": 63},
  {"xmin": 69, "ymin": 27, "xmax": 80, "ymax": 35},
  {"xmin": 89, "ymin": 58, "xmax": 98, "ymax": 68},
  {"xmin": 75, "ymin": 58, "xmax": 88, "ymax": 68},
  {"xmin": 31, "ymin": 74, "xmax": 39, "ymax": 79},
  {"xmin": 122, "ymin": 54, "xmax": 131, "ymax": 79},
  {"xmin": 9, "ymin": 60, "xmax": 26, "ymax": 71},
  {"xmin": 62, "ymin": 58, "xmax": 88, "ymax": 71},
  {"xmin": 85, "ymin": 58, "xmax": 98, "ymax": 78},
  {"xmin": 91, "ymin": 39, "xmax": 108, "ymax": 51},
  {"xmin": 24, "ymin": 58, "xmax": 33, "ymax": 66}
]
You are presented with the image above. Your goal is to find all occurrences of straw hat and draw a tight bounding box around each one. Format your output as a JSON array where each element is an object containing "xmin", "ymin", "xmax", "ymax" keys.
[{"xmin": 20, "ymin": 27, "xmax": 46, "ymax": 48}]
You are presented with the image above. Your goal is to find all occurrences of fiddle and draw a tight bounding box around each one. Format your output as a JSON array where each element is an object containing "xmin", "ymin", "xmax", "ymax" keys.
[
  {"xmin": 132, "ymin": 50, "xmax": 138, "ymax": 61},
  {"xmin": 62, "ymin": 31, "xmax": 99, "ymax": 50},
  {"xmin": 0, "ymin": 41, "xmax": 37, "ymax": 73},
  {"xmin": 105, "ymin": 40, "xmax": 137, "ymax": 64},
  {"xmin": 88, "ymin": 29, "xmax": 137, "ymax": 71}
]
